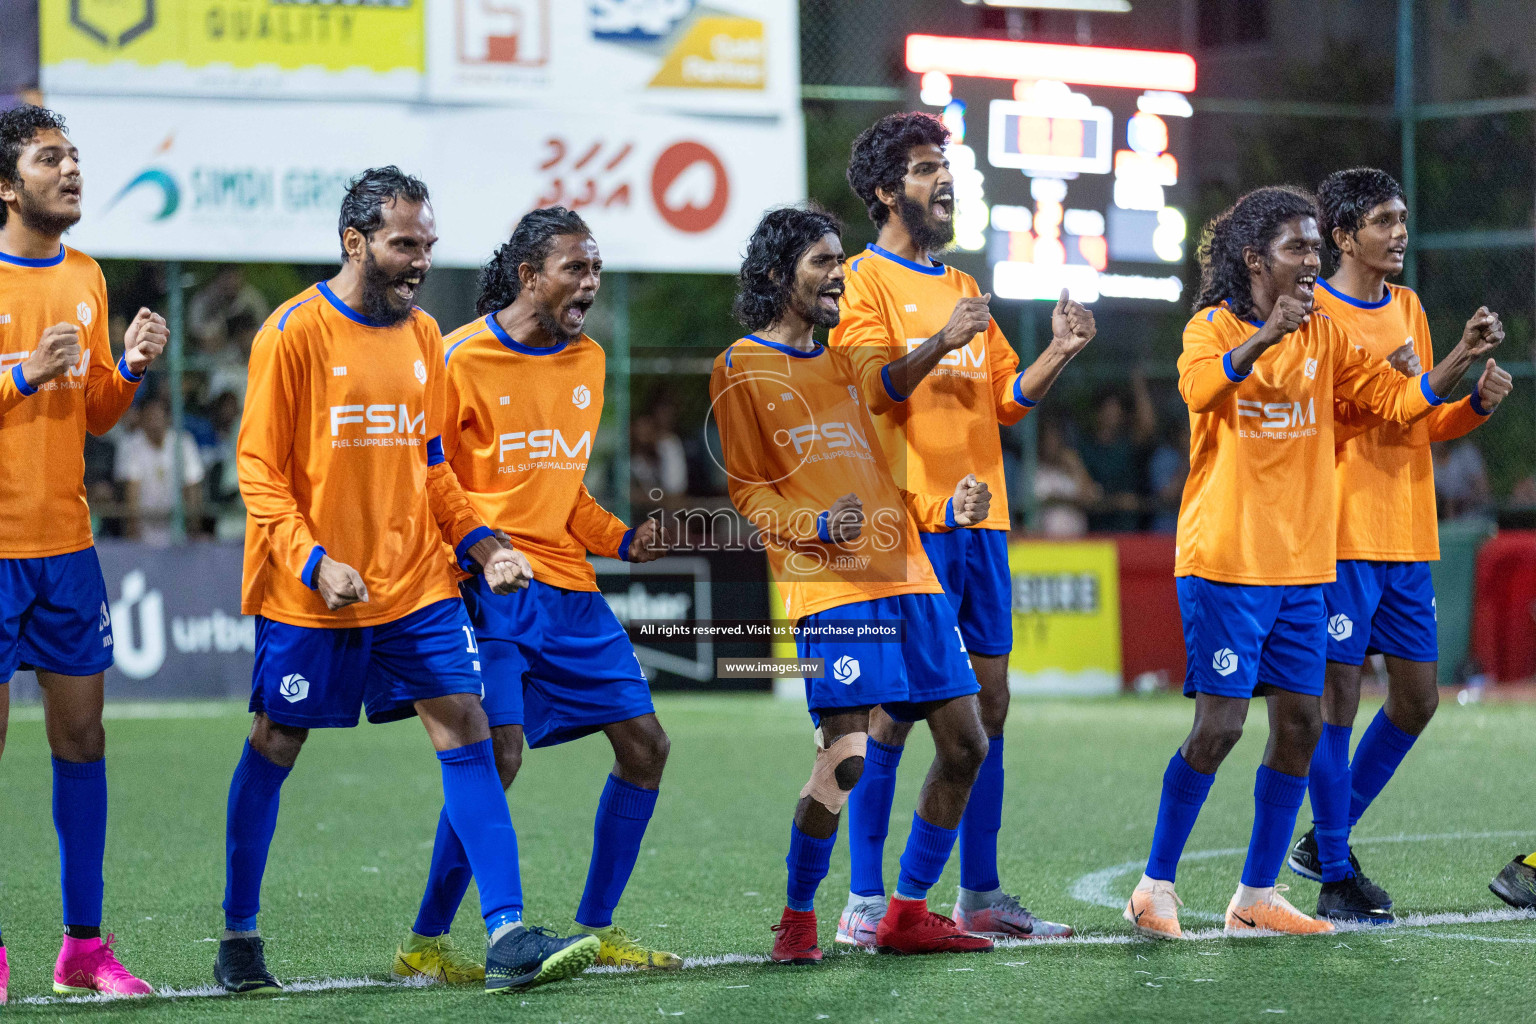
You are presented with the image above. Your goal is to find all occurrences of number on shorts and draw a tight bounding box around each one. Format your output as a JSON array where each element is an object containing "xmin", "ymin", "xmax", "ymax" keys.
[
  {"xmin": 955, "ymin": 626, "xmax": 967, "ymax": 653},
  {"xmin": 462, "ymin": 626, "xmax": 479, "ymax": 654}
]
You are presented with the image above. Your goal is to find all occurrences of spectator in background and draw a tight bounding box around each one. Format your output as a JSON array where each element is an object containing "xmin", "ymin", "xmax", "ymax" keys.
[
  {"xmin": 1434, "ymin": 439, "xmax": 1493, "ymax": 522},
  {"xmin": 631, "ymin": 411, "xmax": 687, "ymax": 513},
  {"xmin": 1078, "ymin": 371, "xmax": 1157, "ymax": 531},
  {"xmin": 188, "ymin": 264, "xmax": 270, "ymax": 352},
  {"xmin": 1147, "ymin": 416, "xmax": 1191, "ymax": 534},
  {"xmin": 1034, "ymin": 415, "xmax": 1099, "ymax": 539},
  {"xmin": 206, "ymin": 309, "xmax": 259, "ymax": 403},
  {"xmin": 115, "ymin": 396, "xmax": 206, "ymax": 545},
  {"xmin": 206, "ymin": 389, "xmax": 247, "ymax": 539}
]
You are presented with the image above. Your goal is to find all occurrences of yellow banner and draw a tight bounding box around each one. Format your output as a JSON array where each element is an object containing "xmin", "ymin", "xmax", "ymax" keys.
[
  {"xmin": 41, "ymin": 0, "xmax": 423, "ymax": 73},
  {"xmin": 1008, "ymin": 540, "xmax": 1122, "ymax": 688}
]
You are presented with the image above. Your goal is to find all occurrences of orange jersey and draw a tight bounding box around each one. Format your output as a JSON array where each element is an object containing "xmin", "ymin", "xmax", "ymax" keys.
[
  {"xmin": 0, "ymin": 245, "xmax": 139, "ymax": 558},
  {"xmin": 827, "ymin": 246, "xmax": 1034, "ymax": 531},
  {"xmin": 710, "ymin": 334, "xmax": 951, "ymax": 621},
  {"xmin": 1176, "ymin": 304, "xmax": 1441, "ymax": 586},
  {"xmin": 239, "ymin": 283, "xmax": 486, "ymax": 628},
  {"xmin": 441, "ymin": 315, "xmax": 629, "ymax": 592},
  {"xmin": 1316, "ymin": 280, "xmax": 1487, "ymax": 562}
]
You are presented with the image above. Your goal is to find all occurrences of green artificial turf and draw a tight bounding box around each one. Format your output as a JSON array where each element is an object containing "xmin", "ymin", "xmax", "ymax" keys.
[{"xmin": 2, "ymin": 693, "xmax": 1533, "ymax": 1022}]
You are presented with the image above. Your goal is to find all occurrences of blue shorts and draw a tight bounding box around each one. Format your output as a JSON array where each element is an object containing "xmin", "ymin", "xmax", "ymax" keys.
[
  {"xmin": 461, "ymin": 577, "xmax": 652, "ymax": 748},
  {"xmin": 920, "ymin": 528, "xmax": 1013, "ymax": 656},
  {"xmin": 0, "ymin": 547, "xmax": 114, "ymax": 680},
  {"xmin": 250, "ymin": 598, "xmax": 482, "ymax": 729},
  {"xmin": 796, "ymin": 592, "xmax": 980, "ymax": 722},
  {"xmin": 1324, "ymin": 560, "xmax": 1438, "ymax": 665},
  {"xmin": 1177, "ymin": 576, "xmax": 1325, "ymax": 699}
]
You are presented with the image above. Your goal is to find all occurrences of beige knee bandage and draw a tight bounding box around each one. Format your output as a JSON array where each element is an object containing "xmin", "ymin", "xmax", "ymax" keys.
[{"xmin": 800, "ymin": 731, "xmax": 869, "ymax": 814}]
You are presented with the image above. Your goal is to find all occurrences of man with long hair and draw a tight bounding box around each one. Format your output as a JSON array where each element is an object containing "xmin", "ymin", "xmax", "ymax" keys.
[
  {"xmin": 712, "ymin": 204, "xmax": 996, "ymax": 962},
  {"xmin": 1124, "ymin": 185, "xmax": 1500, "ymax": 939},
  {"xmin": 395, "ymin": 206, "xmax": 678, "ymax": 979}
]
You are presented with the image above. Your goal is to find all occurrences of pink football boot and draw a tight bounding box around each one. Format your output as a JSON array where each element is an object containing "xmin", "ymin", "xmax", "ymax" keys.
[{"xmin": 53, "ymin": 934, "xmax": 153, "ymax": 997}]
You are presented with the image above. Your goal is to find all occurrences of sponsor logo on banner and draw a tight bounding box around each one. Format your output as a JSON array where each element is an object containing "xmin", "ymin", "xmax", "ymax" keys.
[
  {"xmin": 651, "ymin": 141, "xmax": 730, "ymax": 233},
  {"xmin": 457, "ymin": 0, "xmax": 549, "ymax": 66},
  {"xmin": 1008, "ymin": 541, "xmax": 1122, "ymax": 695},
  {"xmin": 591, "ymin": 0, "xmax": 694, "ymax": 40},
  {"xmin": 67, "ymin": 0, "xmax": 157, "ymax": 48}
]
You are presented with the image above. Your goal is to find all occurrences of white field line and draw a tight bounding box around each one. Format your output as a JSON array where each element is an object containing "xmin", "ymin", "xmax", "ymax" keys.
[
  {"xmin": 21, "ymin": 909, "xmax": 1536, "ymax": 1005},
  {"xmin": 1069, "ymin": 830, "xmax": 1536, "ymax": 921},
  {"xmin": 8, "ymin": 701, "xmax": 245, "ymax": 723}
]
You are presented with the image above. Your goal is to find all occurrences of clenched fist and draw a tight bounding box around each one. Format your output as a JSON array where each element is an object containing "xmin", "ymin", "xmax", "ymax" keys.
[
  {"xmin": 1475, "ymin": 358, "xmax": 1513, "ymax": 413},
  {"xmin": 316, "ymin": 555, "xmax": 369, "ymax": 611},
  {"xmin": 951, "ymin": 474, "xmax": 992, "ymax": 527},
  {"xmin": 483, "ymin": 546, "xmax": 534, "ymax": 595},
  {"xmin": 123, "ymin": 307, "xmax": 169, "ymax": 377},
  {"xmin": 1049, "ymin": 289, "xmax": 1096, "ymax": 357},
  {"xmin": 626, "ymin": 517, "xmax": 670, "ymax": 563},
  {"xmin": 825, "ymin": 493, "xmax": 865, "ymax": 544},
  {"xmin": 938, "ymin": 294, "xmax": 992, "ymax": 352},
  {"xmin": 22, "ymin": 322, "xmax": 80, "ymax": 388}
]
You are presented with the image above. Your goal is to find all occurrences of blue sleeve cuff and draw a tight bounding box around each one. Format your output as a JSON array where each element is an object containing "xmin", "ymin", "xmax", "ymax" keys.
[
  {"xmin": 426, "ymin": 435, "xmax": 445, "ymax": 466},
  {"xmin": 1419, "ymin": 373, "xmax": 1444, "ymax": 407},
  {"xmin": 454, "ymin": 525, "xmax": 496, "ymax": 572},
  {"xmin": 617, "ymin": 528, "xmax": 636, "ymax": 562},
  {"xmin": 117, "ymin": 355, "xmax": 144, "ymax": 384},
  {"xmin": 880, "ymin": 364, "xmax": 909, "ymax": 404},
  {"xmin": 816, "ymin": 510, "xmax": 833, "ymax": 543},
  {"xmin": 1222, "ymin": 351, "xmax": 1250, "ymax": 383},
  {"xmin": 301, "ymin": 546, "xmax": 326, "ymax": 589},
  {"xmin": 1470, "ymin": 384, "xmax": 1491, "ymax": 417},
  {"xmin": 1011, "ymin": 373, "xmax": 1037, "ymax": 409},
  {"xmin": 10, "ymin": 363, "xmax": 38, "ymax": 396},
  {"xmin": 945, "ymin": 498, "xmax": 958, "ymax": 529}
]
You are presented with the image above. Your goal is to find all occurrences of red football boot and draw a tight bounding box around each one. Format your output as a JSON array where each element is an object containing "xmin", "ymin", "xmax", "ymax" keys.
[
  {"xmin": 770, "ymin": 908, "xmax": 823, "ymax": 964},
  {"xmin": 875, "ymin": 896, "xmax": 994, "ymax": 954}
]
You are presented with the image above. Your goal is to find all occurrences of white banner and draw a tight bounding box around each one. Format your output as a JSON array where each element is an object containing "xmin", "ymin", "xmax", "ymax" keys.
[{"xmin": 56, "ymin": 97, "xmax": 805, "ymax": 272}]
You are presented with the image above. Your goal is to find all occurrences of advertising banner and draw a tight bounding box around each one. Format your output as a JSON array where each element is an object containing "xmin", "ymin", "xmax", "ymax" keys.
[
  {"xmin": 426, "ymin": 0, "xmax": 797, "ymax": 117},
  {"xmin": 54, "ymin": 96, "xmax": 804, "ymax": 271},
  {"xmin": 40, "ymin": 0, "xmax": 426, "ymax": 100},
  {"xmin": 1007, "ymin": 539, "xmax": 1122, "ymax": 695}
]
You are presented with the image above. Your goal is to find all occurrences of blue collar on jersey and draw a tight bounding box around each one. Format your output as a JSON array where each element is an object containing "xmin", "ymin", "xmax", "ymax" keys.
[
  {"xmin": 867, "ymin": 244, "xmax": 946, "ymax": 276},
  {"xmin": 745, "ymin": 334, "xmax": 824, "ymax": 358},
  {"xmin": 484, "ymin": 313, "xmax": 572, "ymax": 355},
  {"xmin": 1318, "ymin": 277, "xmax": 1392, "ymax": 309},
  {"xmin": 317, "ymin": 280, "xmax": 396, "ymax": 328},
  {"xmin": 0, "ymin": 244, "xmax": 65, "ymax": 268}
]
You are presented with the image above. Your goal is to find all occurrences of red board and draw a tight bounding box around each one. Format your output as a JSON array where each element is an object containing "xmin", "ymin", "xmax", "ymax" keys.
[
  {"xmin": 1111, "ymin": 533, "xmax": 1184, "ymax": 689},
  {"xmin": 1470, "ymin": 531, "xmax": 1536, "ymax": 683}
]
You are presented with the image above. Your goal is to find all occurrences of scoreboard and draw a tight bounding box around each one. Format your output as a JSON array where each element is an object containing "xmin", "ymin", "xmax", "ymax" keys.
[{"xmin": 906, "ymin": 35, "xmax": 1196, "ymax": 305}]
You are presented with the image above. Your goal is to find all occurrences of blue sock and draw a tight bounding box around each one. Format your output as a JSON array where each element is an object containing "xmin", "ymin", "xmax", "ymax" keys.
[
  {"xmin": 437, "ymin": 740, "xmax": 522, "ymax": 932},
  {"xmin": 1309, "ymin": 723, "xmax": 1354, "ymax": 883},
  {"xmin": 575, "ymin": 774, "xmax": 659, "ymax": 929},
  {"xmin": 785, "ymin": 823, "xmax": 837, "ymax": 912},
  {"xmin": 1241, "ymin": 766, "xmax": 1308, "ymax": 888},
  {"xmin": 847, "ymin": 739, "xmax": 902, "ymax": 898},
  {"xmin": 412, "ymin": 808, "xmax": 474, "ymax": 938},
  {"xmin": 959, "ymin": 736, "xmax": 1004, "ymax": 893},
  {"xmin": 52, "ymin": 757, "xmax": 107, "ymax": 929},
  {"xmin": 1348, "ymin": 709, "xmax": 1418, "ymax": 828},
  {"xmin": 223, "ymin": 742, "xmax": 292, "ymax": 931},
  {"xmin": 1146, "ymin": 751, "xmax": 1215, "ymax": 882},
  {"xmin": 894, "ymin": 813, "xmax": 958, "ymax": 901}
]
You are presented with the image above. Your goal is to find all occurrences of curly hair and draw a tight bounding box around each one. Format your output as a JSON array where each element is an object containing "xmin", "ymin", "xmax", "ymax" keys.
[
  {"xmin": 1193, "ymin": 185, "xmax": 1318, "ymax": 318},
  {"xmin": 734, "ymin": 205, "xmax": 843, "ymax": 333},
  {"xmin": 0, "ymin": 105, "xmax": 68, "ymax": 228},
  {"xmin": 337, "ymin": 166, "xmax": 430, "ymax": 260},
  {"xmin": 846, "ymin": 112, "xmax": 950, "ymax": 229},
  {"xmin": 1316, "ymin": 167, "xmax": 1404, "ymax": 266},
  {"xmin": 476, "ymin": 206, "xmax": 591, "ymax": 316}
]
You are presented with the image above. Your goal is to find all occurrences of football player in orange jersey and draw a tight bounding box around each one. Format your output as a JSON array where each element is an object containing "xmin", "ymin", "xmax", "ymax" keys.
[
  {"xmin": 832, "ymin": 112, "xmax": 1092, "ymax": 943},
  {"xmin": 217, "ymin": 168, "xmax": 597, "ymax": 995},
  {"xmin": 1287, "ymin": 168, "xmax": 1511, "ymax": 924},
  {"xmin": 0, "ymin": 105, "xmax": 168, "ymax": 999},
  {"xmin": 1123, "ymin": 186, "xmax": 1500, "ymax": 940},
  {"xmin": 397, "ymin": 207, "xmax": 681, "ymax": 976},
  {"xmin": 714, "ymin": 205, "xmax": 997, "ymax": 962}
]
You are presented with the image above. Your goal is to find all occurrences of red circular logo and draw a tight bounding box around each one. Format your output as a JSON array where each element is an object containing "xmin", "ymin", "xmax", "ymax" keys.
[{"xmin": 650, "ymin": 141, "xmax": 730, "ymax": 234}]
